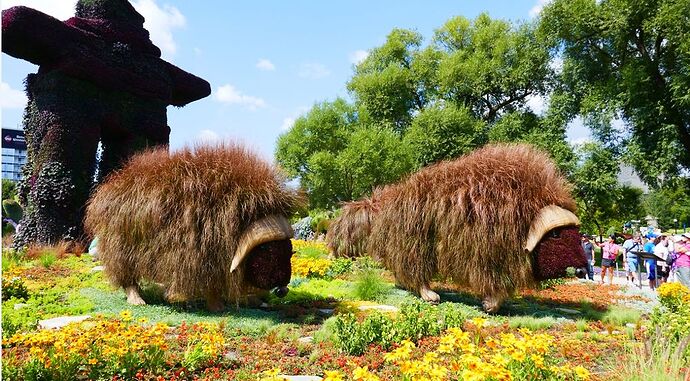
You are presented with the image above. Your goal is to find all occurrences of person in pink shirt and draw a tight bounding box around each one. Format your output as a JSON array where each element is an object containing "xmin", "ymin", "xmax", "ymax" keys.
[
  {"xmin": 596, "ymin": 234, "xmax": 621, "ymax": 285},
  {"xmin": 674, "ymin": 233, "xmax": 690, "ymax": 288}
]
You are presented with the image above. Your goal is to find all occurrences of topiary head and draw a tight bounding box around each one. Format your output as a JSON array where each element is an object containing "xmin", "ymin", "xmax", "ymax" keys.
[
  {"xmin": 524, "ymin": 206, "xmax": 588, "ymax": 281},
  {"xmin": 231, "ymin": 215, "xmax": 294, "ymax": 297},
  {"xmin": 244, "ymin": 239, "xmax": 292, "ymax": 295}
]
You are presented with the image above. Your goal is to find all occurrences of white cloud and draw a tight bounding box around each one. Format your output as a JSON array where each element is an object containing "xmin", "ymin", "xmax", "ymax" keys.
[
  {"xmin": 0, "ymin": 82, "xmax": 27, "ymax": 109},
  {"xmin": 279, "ymin": 106, "xmax": 310, "ymax": 131},
  {"xmin": 526, "ymin": 94, "xmax": 547, "ymax": 115},
  {"xmin": 214, "ymin": 84, "xmax": 266, "ymax": 110},
  {"xmin": 197, "ymin": 129, "xmax": 220, "ymax": 143},
  {"xmin": 529, "ymin": 0, "xmax": 550, "ymax": 18},
  {"xmin": 256, "ymin": 59, "xmax": 276, "ymax": 71},
  {"xmin": 298, "ymin": 63, "xmax": 330, "ymax": 79},
  {"xmin": 280, "ymin": 117, "xmax": 295, "ymax": 131},
  {"xmin": 1, "ymin": 0, "xmax": 75, "ymax": 20},
  {"xmin": 550, "ymin": 57, "xmax": 563, "ymax": 74},
  {"xmin": 349, "ymin": 50, "xmax": 369, "ymax": 64},
  {"xmin": 566, "ymin": 116, "xmax": 593, "ymax": 145},
  {"xmin": 131, "ymin": 0, "xmax": 186, "ymax": 59}
]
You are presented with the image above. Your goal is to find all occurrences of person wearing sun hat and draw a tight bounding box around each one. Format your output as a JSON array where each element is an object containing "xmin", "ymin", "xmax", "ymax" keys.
[{"xmin": 674, "ymin": 233, "xmax": 690, "ymax": 287}]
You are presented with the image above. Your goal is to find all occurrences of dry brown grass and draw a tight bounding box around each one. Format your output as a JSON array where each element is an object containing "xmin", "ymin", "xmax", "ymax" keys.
[{"xmin": 84, "ymin": 143, "xmax": 298, "ymax": 301}]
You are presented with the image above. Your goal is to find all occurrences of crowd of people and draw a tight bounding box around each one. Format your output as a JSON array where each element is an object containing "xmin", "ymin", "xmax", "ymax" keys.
[{"xmin": 579, "ymin": 232, "xmax": 690, "ymax": 290}]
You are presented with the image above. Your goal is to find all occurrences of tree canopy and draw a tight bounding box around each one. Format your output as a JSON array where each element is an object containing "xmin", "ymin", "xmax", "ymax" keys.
[
  {"xmin": 276, "ymin": 13, "xmax": 576, "ymax": 208},
  {"xmin": 571, "ymin": 142, "xmax": 644, "ymax": 236},
  {"xmin": 275, "ymin": 99, "xmax": 413, "ymax": 209},
  {"xmin": 540, "ymin": 0, "xmax": 690, "ymax": 186}
]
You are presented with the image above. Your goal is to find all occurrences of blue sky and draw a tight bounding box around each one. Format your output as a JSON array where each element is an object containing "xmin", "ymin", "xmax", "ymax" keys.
[{"xmin": 1, "ymin": 0, "xmax": 588, "ymax": 160}]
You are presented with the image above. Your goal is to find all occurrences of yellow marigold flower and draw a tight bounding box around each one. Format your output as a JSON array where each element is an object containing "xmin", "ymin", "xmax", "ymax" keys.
[
  {"xmin": 489, "ymin": 352, "xmax": 509, "ymax": 367},
  {"xmin": 353, "ymin": 366, "xmax": 380, "ymax": 381},
  {"xmin": 323, "ymin": 370, "xmax": 344, "ymax": 381},
  {"xmin": 399, "ymin": 360, "xmax": 421, "ymax": 375},
  {"xmin": 423, "ymin": 351, "xmax": 439, "ymax": 363},
  {"xmin": 531, "ymin": 354, "xmax": 545, "ymax": 368},
  {"xmin": 119, "ymin": 310, "xmax": 133, "ymax": 321},
  {"xmin": 485, "ymin": 337, "xmax": 499, "ymax": 350},
  {"xmin": 574, "ymin": 365, "xmax": 590, "ymax": 380},
  {"xmin": 447, "ymin": 327, "xmax": 470, "ymax": 342},
  {"xmin": 461, "ymin": 368, "xmax": 484, "ymax": 381},
  {"xmin": 470, "ymin": 317, "xmax": 486, "ymax": 327},
  {"xmin": 460, "ymin": 342, "xmax": 476, "ymax": 354},
  {"xmin": 510, "ymin": 350, "xmax": 526, "ymax": 362},
  {"xmin": 88, "ymin": 358, "xmax": 98, "ymax": 365},
  {"xmin": 262, "ymin": 368, "xmax": 281, "ymax": 377}
]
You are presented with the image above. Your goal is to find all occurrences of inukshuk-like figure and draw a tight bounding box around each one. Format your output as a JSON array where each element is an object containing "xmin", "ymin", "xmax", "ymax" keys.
[{"xmin": 2, "ymin": 0, "xmax": 211, "ymax": 248}]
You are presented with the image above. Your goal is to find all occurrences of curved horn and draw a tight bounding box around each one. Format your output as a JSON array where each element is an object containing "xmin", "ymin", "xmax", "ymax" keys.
[
  {"xmin": 231, "ymin": 215, "xmax": 293, "ymax": 273},
  {"xmin": 524, "ymin": 205, "xmax": 580, "ymax": 253}
]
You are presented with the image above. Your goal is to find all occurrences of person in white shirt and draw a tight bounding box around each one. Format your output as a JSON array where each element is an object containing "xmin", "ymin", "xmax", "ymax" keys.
[{"xmin": 653, "ymin": 235, "xmax": 670, "ymax": 284}]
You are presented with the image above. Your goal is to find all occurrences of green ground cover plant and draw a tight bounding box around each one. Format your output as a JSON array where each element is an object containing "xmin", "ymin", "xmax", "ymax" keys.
[{"xmin": 0, "ymin": 240, "xmax": 681, "ymax": 380}]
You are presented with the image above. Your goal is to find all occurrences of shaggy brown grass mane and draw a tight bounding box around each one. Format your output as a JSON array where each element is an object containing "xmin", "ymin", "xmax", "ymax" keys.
[
  {"xmin": 330, "ymin": 143, "xmax": 577, "ymax": 303},
  {"xmin": 85, "ymin": 143, "xmax": 297, "ymax": 301}
]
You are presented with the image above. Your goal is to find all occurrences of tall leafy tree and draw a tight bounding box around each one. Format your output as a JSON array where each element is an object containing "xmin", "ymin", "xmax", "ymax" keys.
[
  {"xmin": 643, "ymin": 178, "xmax": 690, "ymax": 230},
  {"xmin": 540, "ymin": 0, "xmax": 690, "ymax": 184},
  {"xmin": 403, "ymin": 104, "xmax": 486, "ymax": 167},
  {"xmin": 571, "ymin": 142, "xmax": 644, "ymax": 236},
  {"xmin": 277, "ymin": 13, "xmax": 576, "ymax": 208},
  {"xmin": 434, "ymin": 14, "xmax": 553, "ymax": 122},
  {"xmin": 276, "ymin": 100, "xmax": 413, "ymax": 209}
]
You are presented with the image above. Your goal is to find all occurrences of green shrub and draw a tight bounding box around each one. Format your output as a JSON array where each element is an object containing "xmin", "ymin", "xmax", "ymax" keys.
[
  {"xmin": 2, "ymin": 179, "xmax": 17, "ymax": 201},
  {"xmin": 508, "ymin": 316, "xmax": 558, "ymax": 330},
  {"xmin": 353, "ymin": 267, "xmax": 389, "ymax": 301},
  {"xmin": 649, "ymin": 283, "xmax": 690, "ymax": 363},
  {"xmin": 2, "ymin": 247, "xmax": 26, "ymax": 272},
  {"xmin": 617, "ymin": 328, "xmax": 689, "ymax": 381},
  {"xmin": 2, "ymin": 276, "xmax": 29, "ymax": 301},
  {"xmin": 538, "ymin": 278, "xmax": 566, "ymax": 290},
  {"xmin": 326, "ymin": 257, "xmax": 353, "ymax": 279},
  {"xmin": 565, "ymin": 266, "xmax": 577, "ymax": 278},
  {"xmin": 601, "ymin": 306, "xmax": 641, "ymax": 327},
  {"xmin": 39, "ymin": 251, "xmax": 57, "ymax": 268},
  {"xmin": 2, "ymin": 199, "xmax": 23, "ymax": 223},
  {"xmin": 2, "ymin": 297, "xmax": 39, "ymax": 338},
  {"xmin": 2, "ymin": 222, "xmax": 15, "ymax": 237},
  {"xmin": 332, "ymin": 300, "xmax": 482, "ymax": 355},
  {"xmin": 309, "ymin": 210, "xmax": 334, "ymax": 235},
  {"xmin": 313, "ymin": 316, "xmax": 339, "ymax": 343}
]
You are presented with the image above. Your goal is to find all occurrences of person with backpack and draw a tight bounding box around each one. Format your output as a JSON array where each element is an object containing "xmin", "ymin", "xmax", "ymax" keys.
[{"xmin": 622, "ymin": 235, "xmax": 643, "ymax": 285}]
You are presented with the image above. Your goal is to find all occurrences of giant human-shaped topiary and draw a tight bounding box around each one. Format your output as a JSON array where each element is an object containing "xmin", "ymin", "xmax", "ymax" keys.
[{"xmin": 2, "ymin": 0, "xmax": 211, "ymax": 248}]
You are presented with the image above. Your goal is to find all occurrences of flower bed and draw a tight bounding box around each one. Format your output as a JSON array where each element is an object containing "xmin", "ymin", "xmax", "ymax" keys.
[
  {"xmin": 2, "ymin": 311, "xmax": 228, "ymax": 380},
  {"xmin": 2, "ymin": 245, "xmax": 683, "ymax": 380}
]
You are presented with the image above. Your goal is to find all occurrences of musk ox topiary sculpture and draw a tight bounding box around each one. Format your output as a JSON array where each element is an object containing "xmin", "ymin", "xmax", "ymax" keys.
[
  {"xmin": 327, "ymin": 143, "xmax": 588, "ymax": 312},
  {"xmin": 85, "ymin": 143, "xmax": 297, "ymax": 311}
]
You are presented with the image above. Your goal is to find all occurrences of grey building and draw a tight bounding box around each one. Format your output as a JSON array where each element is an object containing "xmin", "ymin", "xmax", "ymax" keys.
[{"xmin": 2, "ymin": 128, "xmax": 27, "ymax": 182}]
